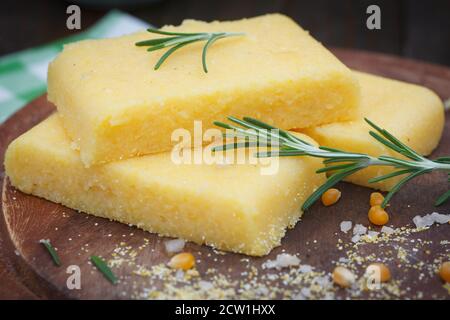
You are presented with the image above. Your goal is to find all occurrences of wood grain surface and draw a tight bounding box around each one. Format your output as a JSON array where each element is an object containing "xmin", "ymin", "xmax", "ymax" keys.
[{"xmin": 0, "ymin": 49, "xmax": 449, "ymax": 299}]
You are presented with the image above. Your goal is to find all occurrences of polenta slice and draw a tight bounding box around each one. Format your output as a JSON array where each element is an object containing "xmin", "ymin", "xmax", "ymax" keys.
[
  {"xmin": 5, "ymin": 115, "xmax": 325, "ymax": 256},
  {"xmin": 48, "ymin": 14, "xmax": 359, "ymax": 166},
  {"xmin": 302, "ymin": 71, "xmax": 444, "ymax": 190}
]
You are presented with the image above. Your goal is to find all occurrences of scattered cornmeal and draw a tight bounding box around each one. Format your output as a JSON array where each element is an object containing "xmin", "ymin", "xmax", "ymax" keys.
[
  {"xmin": 370, "ymin": 192, "xmax": 384, "ymax": 207},
  {"xmin": 367, "ymin": 263, "xmax": 391, "ymax": 282},
  {"xmin": 439, "ymin": 261, "xmax": 450, "ymax": 283},
  {"xmin": 368, "ymin": 205, "xmax": 389, "ymax": 226},
  {"xmin": 332, "ymin": 266, "xmax": 356, "ymax": 288},
  {"xmin": 321, "ymin": 188, "xmax": 341, "ymax": 206},
  {"xmin": 168, "ymin": 252, "xmax": 196, "ymax": 270}
]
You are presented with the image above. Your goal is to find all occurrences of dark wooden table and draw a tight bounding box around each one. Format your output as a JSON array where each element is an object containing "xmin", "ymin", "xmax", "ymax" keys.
[{"xmin": 0, "ymin": 49, "xmax": 449, "ymax": 299}]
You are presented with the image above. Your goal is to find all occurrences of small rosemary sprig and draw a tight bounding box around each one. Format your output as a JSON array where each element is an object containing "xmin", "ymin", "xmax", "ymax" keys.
[
  {"xmin": 39, "ymin": 239, "xmax": 61, "ymax": 266},
  {"xmin": 213, "ymin": 117, "xmax": 450, "ymax": 210},
  {"xmin": 91, "ymin": 255, "xmax": 118, "ymax": 285},
  {"xmin": 136, "ymin": 27, "xmax": 244, "ymax": 73}
]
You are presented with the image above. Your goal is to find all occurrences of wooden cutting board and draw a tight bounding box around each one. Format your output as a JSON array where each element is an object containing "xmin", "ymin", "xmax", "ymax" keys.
[{"xmin": 0, "ymin": 49, "xmax": 449, "ymax": 300}]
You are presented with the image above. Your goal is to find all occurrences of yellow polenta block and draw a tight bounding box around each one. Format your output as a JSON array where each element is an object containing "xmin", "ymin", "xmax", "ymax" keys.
[
  {"xmin": 302, "ymin": 71, "xmax": 444, "ymax": 190},
  {"xmin": 48, "ymin": 13, "xmax": 359, "ymax": 166},
  {"xmin": 5, "ymin": 115, "xmax": 325, "ymax": 256}
]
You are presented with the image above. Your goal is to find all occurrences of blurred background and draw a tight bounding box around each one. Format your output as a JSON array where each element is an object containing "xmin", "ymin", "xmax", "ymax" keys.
[{"xmin": 1, "ymin": 0, "xmax": 449, "ymax": 66}]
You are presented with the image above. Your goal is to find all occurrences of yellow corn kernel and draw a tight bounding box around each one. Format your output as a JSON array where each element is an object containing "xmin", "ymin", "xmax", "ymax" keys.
[
  {"xmin": 367, "ymin": 263, "xmax": 391, "ymax": 282},
  {"xmin": 332, "ymin": 266, "xmax": 356, "ymax": 288},
  {"xmin": 368, "ymin": 205, "xmax": 389, "ymax": 226},
  {"xmin": 168, "ymin": 252, "xmax": 196, "ymax": 270},
  {"xmin": 370, "ymin": 192, "xmax": 384, "ymax": 207},
  {"xmin": 439, "ymin": 261, "xmax": 450, "ymax": 283},
  {"xmin": 321, "ymin": 188, "xmax": 341, "ymax": 206}
]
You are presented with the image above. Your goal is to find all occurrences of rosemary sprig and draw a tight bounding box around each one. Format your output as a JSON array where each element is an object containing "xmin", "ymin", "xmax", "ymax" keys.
[
  {"xmin": 90, "ymin": 255, "xmax": 118, "ymax": 285},
  {"xmin": 213, "ymin": 116, "xmax": 450, "ymax": 210},
  {"xmin": 39, "ymin": 239, "xmax": 61, "ymax": 266},
  {"xmin": 136, "ymin": 27, "xmax": 244, "ymax": 73}
]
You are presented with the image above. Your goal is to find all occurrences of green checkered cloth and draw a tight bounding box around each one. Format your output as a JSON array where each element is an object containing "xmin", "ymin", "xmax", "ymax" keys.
[{"xmin": 0, "ymin": 10, "xmax": 149, "ymax": 123}]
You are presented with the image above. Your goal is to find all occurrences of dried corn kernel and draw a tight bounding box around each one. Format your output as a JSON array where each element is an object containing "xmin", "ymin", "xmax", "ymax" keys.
[
  {"xmin": 168, "ymin": 252, "xmax": 195, "ymax": 270},
  {"xmin": 332, "ymin": 266, "xmax": 356, "ymax": 288},
  {"xmin": 366, "ymin": 263, "xmax": 391, "ymax": 282},
  {"xmin": 439, "ymin": 261, "xmax": 450, "ymax": 283},
  {"xmin": 368, "ymin": 205, "xmax": 389, "ymax": 226},
  {"xmin": 370, "ymin": 192, "xmax": 384, "ymax": 206},
  {"xmin": 321, "ymin": 188, "xmax": 341, "ymax": 206}
]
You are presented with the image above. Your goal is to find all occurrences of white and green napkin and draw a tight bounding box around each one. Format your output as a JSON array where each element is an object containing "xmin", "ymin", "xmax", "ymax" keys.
[{"xmin": 0, "ymin": 10, "xmax": 149, "ymax": 123}]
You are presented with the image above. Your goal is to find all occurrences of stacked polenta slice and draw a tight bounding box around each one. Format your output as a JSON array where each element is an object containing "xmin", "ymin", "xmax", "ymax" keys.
[{"xmin": 5, "ymin": 14, "xmax": 444, "ymax": 256}]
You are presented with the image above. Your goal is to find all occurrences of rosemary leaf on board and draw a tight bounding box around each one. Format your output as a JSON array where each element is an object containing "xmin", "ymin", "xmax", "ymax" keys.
[
  {"xmin": 91, "ymin": 255, "xmax": 118, "ymax": 285},
  {"xmin": 39, "ymin": 239, "xmax": 61, "ymax": 266}
]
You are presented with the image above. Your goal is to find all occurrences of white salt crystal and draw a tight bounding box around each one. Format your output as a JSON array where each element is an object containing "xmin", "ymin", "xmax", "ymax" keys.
[
  {"xmin": 351, "ymin": 235, "xmax": 361, "ymax": 243},
  {"xmin": 353, "ymin": 224, "xmax": 367, "ymax": 235},
  {"xmin": 299, "ymin": 265, "xmax": 313, "ymax": 273},
  {"xmin": 263, "ymin": 253, "xmax": 300, "ymax": 269},
  {"xmin": 340, "ymin": 221, "xmax": 352, "ymax": 233},
  {"xmin": 430, "ymin": 212, "xmax": 450, "ymax": 224},
  {"xmin": 164, "ymin": 238, "xmax": 185, "ymax": 254},
  {"xmin": 339, "ymin": 257, "xmax": 349, "ymax": 263},
  {"xmin": 413, "ymin": 212, "xmax": 450, "ymax": 228},
  {"xmin": 412, "ymin": 216, "xmax": 426, "ymax": 228},
  {"xmin": 175, "ymin": 269, "xmax": 184, "ymax": 280},
  {"xmin": 367, "ymin": 231, "xmax": 379, "ymax": 238},
  {"xmin": 422, "ymin": 215, "xmax": 435, "ymax": 226},
  {"xmin": 381, "ymin": 226, "xmax": 395, "ymax": 234}
]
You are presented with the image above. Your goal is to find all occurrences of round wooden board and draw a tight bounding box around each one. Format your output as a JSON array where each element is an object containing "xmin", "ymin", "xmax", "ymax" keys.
[{"xmin": 0, "ymin": 49, "xmax": 449, "ymax": 300}]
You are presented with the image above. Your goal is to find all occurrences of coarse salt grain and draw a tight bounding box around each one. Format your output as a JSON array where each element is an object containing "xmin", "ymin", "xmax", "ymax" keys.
[
  {"xmin": 164, "ymin": 238, "xmax": 186, "ymax": 254},
  {"xmin": 299, "ymin": 265, "xmax": 313, "ymax": 273},
  {"xmin": 262, "ymin": 253, "xmax": 300, "ymax": 269},
  {"xmin": 381, "ymin": 226, "xmax": 395, "ymax": 234},
  {"xmin": 175, "ymin": 269, "xmax": 184, "ymax": 280},
  {"xmin": 367, "ymin": 231, "xmax": 379, "ymax": 238},
  {"xmin": 430, "ymin": 212, "xmax": 450, "ymax": 224},
  {"xmin": 353, "ymin": 224, "xmax": 367, "ymax": 235},
  {"xmin": 340, "ymin": 221, "xmax": 352, "ymax": 233},
  {"xmin": 413, "ymin": 212, "xmax": 450, "ymax": 228}
]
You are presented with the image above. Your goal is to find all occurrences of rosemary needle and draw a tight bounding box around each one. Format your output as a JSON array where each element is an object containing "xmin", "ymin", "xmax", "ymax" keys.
[
  {"xmin": 213, "ymin": 116, "xmax": 450, "ymax": 210},
  {"xmin": 39, "ymin": 239, "xmax": 61, "ymax": 266},
  {"xmin": 91, "ymin": 255, "xmax": 118, "ymax": 285},
  {"xmin": 136, "ymin": 27, "xmax": 245, "ymax": 73}
]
